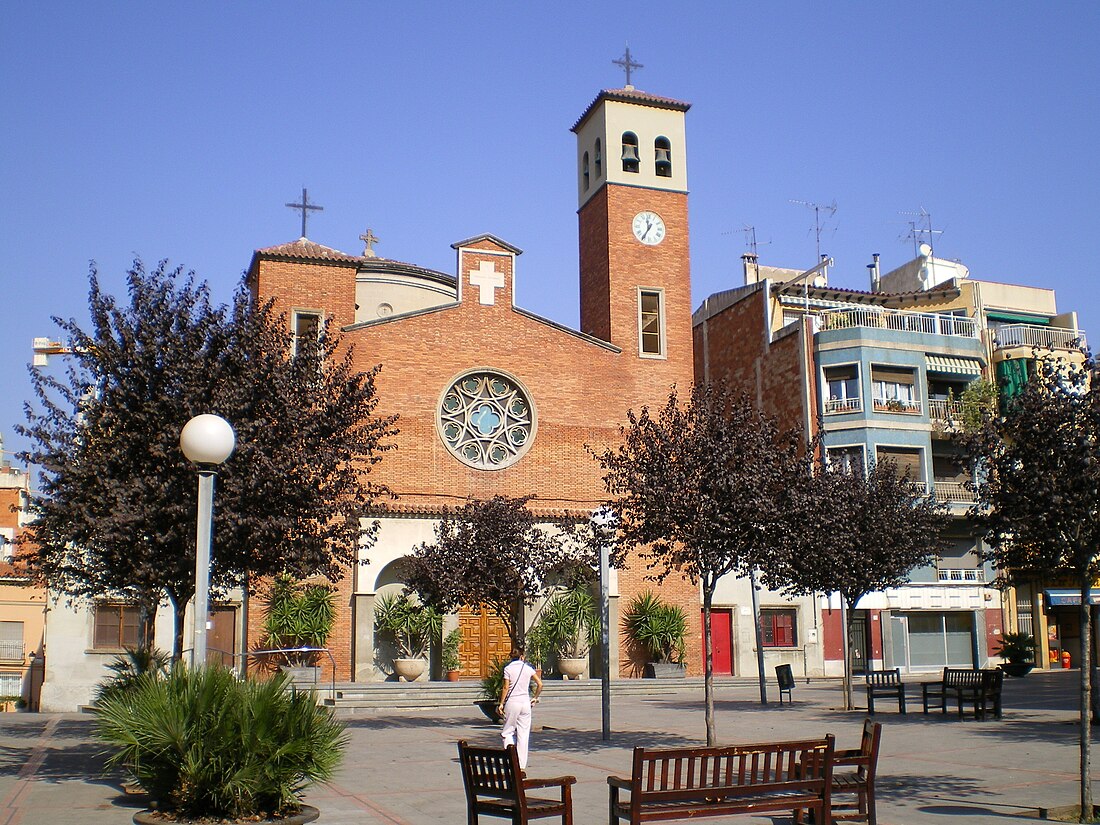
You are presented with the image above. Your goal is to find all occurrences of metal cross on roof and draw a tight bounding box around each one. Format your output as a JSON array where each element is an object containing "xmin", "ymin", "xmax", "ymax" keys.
[
  {"xmin": 285, "ymin": 187, "xmax": 324, "ymax": 238},
  {"xmin": 613, "ymin": 45, "xmax": 643, "ymax": 88},
  {"xmin": 359, "ymin": 227, "xmax": 380, "ymax": 257}
]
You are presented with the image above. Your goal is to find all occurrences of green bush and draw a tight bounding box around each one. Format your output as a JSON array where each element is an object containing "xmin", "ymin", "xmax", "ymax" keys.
[
  {"xmin": 996, "ymin": 631, "xmax": 1036, "ymax": 664},
  {"xmin": 261, "ymin": 574, "xmax": 337, "ymax": 666},
  {"xmin": 622, "ymin": 591, "xmax": 686, "ymax": 664},
  {"xmin": 478, "ymin": 657, "xmax": 508, "ymax": 702},
  {"xmin": 93, "ymin": 646, "xmax": 171, "ymax": 706},
  {"xmin": 533, "ymin": 585, "xmax": 599, "ymax": 659},
  {"xmin": 442, "ymin": 626, "xmax": 463, "ymax": 672},
  {"xmin": 94, "ymin": 665, "xmax": 347, "ymax": 820}
]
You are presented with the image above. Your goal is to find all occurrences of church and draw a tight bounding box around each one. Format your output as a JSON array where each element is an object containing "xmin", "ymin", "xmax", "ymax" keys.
[{"xmin": 246, "ymin": 82, "xmax": 702, "ymax": 681}]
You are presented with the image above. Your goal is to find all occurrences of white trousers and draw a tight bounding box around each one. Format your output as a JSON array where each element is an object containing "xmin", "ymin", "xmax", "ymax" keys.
[{"xmin": 501, "ymin": 698, "xmax": 533, "ymax": 768}]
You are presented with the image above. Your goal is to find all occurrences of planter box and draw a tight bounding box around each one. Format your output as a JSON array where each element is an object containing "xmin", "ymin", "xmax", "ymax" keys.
[
  {"xmin": 279, "ymin": 666, "xmax": 322, "ymax": 688},
  {"xmin": 644, "ymin": 663, "xmax": 686, "ymax": 679}
]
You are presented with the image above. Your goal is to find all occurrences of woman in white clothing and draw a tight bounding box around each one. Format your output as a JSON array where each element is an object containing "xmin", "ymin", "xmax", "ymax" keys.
[{"xmin": 497, "ymin": 644, "xmax": 543, "ymax": 769}]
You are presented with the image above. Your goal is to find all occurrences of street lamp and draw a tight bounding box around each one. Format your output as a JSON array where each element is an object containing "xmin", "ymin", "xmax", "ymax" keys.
[{"xmin": 180, "ymin": 414, "xmax": 235, "ymax": 668}]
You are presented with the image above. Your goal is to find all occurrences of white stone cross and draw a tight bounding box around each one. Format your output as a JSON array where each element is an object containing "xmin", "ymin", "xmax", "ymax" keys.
[{"xmin": 468, "ymin": 260, "xmax": 505, "ymax": 305}]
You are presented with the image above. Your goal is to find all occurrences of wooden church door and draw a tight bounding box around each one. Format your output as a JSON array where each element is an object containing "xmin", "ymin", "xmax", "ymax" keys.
[{"xmin": 457, "ymin": 606, "xmax": 511, "ymax": 677}]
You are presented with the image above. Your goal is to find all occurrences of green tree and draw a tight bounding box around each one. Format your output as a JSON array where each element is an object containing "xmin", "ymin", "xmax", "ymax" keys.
[
  {"xmin": 404, "ymin": 495, "xmax": 597, "ymax": 647},
  {"xmin": 958, "ymin": 348, "xmax": 1099, "ymax": 821},
  {"xmin": 766, "ymin": 456, "xmax": 948, "ymax": 709},
  {"xmin": 593, "ymin": 384, "xmax": 809, "ymax": 745},
  {"xmin": 18, "ymin": 260, "xmax": 396, "ymax": 657}
]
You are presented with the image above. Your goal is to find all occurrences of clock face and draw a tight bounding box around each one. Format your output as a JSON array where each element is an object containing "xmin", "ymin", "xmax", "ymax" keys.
[{"xmin": 632, "ymin": 211, "xmax": 666, "ymax": 246}]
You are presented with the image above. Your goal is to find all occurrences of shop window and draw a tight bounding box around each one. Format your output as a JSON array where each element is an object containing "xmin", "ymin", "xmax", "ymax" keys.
[{"xmin": 761, "ymin": 608, "xmax": 797, "ymax": 647}]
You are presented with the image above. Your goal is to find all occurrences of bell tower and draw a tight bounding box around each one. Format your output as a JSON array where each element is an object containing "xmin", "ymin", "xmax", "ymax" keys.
[{"xmin": 572, "ymin": 86, "xmax": 693, "ymax": 388}]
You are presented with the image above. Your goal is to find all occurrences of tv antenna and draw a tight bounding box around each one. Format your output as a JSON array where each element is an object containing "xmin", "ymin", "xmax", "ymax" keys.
[
  {"xmin": 789, "ymin": 199, "xmax": 837, "ymax": 260},
  {"xmin": 899, "ymin": 207, "xmax": 943, "ymax": 258},
  {"xmin": 741, "ymin": 225, "xmax": 771, "ymax": 257}
]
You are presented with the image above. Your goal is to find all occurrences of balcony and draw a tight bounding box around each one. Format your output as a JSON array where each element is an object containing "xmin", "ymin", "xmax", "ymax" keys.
[
  {"xmin": 819, "ymin": 307, "xmax": 978, "ymax": 339},
  {"xmin": 928, "ymin": 398, "xmax": 963, "ymax": 424},
  {"xmin": 0, "ymin": 640, "xmax": 24, "ymax": 662},
  {"xmin": 937, "ymin": 568, "xmax": 985, "ymax": 583},
  {"xmin": 993, "ymin": 324, "xmax": 1086, "ymax": 352},
  {"xmin": 872, "ymin": 397, "xmax": 922, "ymax": 414},
  {"xmin": 823, "ymin": 397, "xmax": 862, "ymax": 415},
  {"xmin": 933, "ymin": 480, "xmax": 976, "ymax": 504}
]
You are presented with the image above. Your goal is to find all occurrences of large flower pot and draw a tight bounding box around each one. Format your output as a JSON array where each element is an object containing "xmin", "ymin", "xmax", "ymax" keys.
[
  {"xmin": 644, "ymin": 662, "xmax": 686, "ymax": 679},
  {"xmin": 558, "ymin": 657, "xmax": 587, "ymax": 680},
  {"xmin": 1000, "ymin": 662, "xmax": 1034, "ymax": 678},
  {"xmin": 134, "ymin": 804, "xmax": 319, "ymax": 824},
  {"xmin": 393, "ymin": 658, "xmax": 427, "ymax": 681},
  {"xmin": 475, "ymin": 699, "xmax": 503, "ymax": 723}
]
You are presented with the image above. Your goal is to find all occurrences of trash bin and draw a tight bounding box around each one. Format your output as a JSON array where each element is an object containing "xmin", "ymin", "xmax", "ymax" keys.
[{"xmin": 776, "ymin": 664, "xmax": 795, "ymax": 704}]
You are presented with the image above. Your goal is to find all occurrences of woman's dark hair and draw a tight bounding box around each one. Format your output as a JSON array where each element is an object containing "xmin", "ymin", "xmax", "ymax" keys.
[{"xmin": 510, "ymin": 644, "xmax": 525, "ymax": 659}]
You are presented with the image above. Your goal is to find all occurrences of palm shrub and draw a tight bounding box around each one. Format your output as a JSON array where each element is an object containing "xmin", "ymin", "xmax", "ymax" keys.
[
  {"xmin": 261, "ymin": 574, "xmax": 337, "ymax": 667},
  {"xmin": 537, "ymin": 585, "xmax": 599, "ymax": 659},
  {"xmin": 95, "ymin": 664, "xmax": 347, "ymax": 820},
  {"xmin": 374, "ymin": 591, "xmax": 442, "ymax": 659},
  {"xmin": 996, "ymin": 631, "xmax": 1036, "ymax": 665},
  {"xmin": 93, "ymin": 646, "xmax": 171, "ymax": 705},
  {"xmin": 622, "ymin": 591, "xmax": 686, "ymax": 664}
]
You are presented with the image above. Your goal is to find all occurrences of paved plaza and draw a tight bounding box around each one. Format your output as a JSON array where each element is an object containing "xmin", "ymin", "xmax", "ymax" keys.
[{"xmin": 0, "ymin": 669, "xmax": 1095, "ymax": 824}]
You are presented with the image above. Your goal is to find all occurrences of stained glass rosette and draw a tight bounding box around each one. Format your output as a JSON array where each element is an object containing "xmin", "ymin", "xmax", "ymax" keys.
[{"xmin": 438, "ymin": 371, "xmax": 536, "ymax": 469}]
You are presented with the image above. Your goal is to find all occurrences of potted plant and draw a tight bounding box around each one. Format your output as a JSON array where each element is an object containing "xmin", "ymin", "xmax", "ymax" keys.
[
  {"xmin": 261, "ymin": 574, "xmax": 336, "ymax": 685},
  {"xmin": 476, "ymin": 657, "xmax": 508, "ymax": 722},
  {"xmin": 996, "ymin": 631, "xmax": 1036, "ymax": 677},
  {"xmin": 537, "ymin": 585, "xmax": 599, "ymax": 679},
  {"xmin": 623, "ymin": 592, "xmax": 687, "ymax": 678},
  {"xmin": 524, "ymin": 620, "xmax": 551, "ymax": 676},
  {"xmin": 374, "ymin": 592, "xmax": 441, "ymax": 681},
  {"xmin": 442, "ymin": 626, "xmax": 463, "ymax": 681},
  {"xmin": 95, "ymin": 664, "xmax": 345, "ymax": 824}
]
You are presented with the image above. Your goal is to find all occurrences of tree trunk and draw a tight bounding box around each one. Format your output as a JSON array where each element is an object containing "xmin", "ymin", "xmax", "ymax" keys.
[
  {"xmin": 749, "ymin": 570, "xmax": 768, "ymax": 706},
  {"xmin": 1079, "ymin": 575, "xmax": 1093, "ymax": 821},
  {"xmin": 170, "ymin": 593, "xmax": 185, "ymax": 663},
  {"xmin": 840, "ymin": 594, "xmax": 853, "ymax": 711},
  {"xmin": 702, "ymin": 585, "xmax": 716, "ymax": 746}
]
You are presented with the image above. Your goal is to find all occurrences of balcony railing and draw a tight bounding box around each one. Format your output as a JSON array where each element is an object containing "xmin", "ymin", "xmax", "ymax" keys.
[
  {"xmin": 938, "ymin": 568, "xmax": 985, "ymax": 583},
  {"xmin": 824, "ymin": 397, "xmax": 862, "ymax": 414},
  {"xmin": 927, "ymin": 398, "xmax": 963, "ymax": 422},
  {"xmin": 993, "ymin": 324, "xmax": 1086, "ymax": 351},
  {"xmin": 820, "ymin": 307, "xmax": 978, "ymax": 339},
  {"xmin": 933, "ymin": 480, "xmax": 976, "ymax": 504},
  {"xmin": 872, "ymin": 397, "xmax": 922, "ymax": 414},
  {"xmin": 0, "ymin": 640, "xmax": 24, "ymax": 661}
]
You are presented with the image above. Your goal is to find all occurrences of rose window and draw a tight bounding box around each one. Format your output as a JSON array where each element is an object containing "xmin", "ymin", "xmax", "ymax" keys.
[{"xmin": 437, "ymin": 371, "xmax": 536, "ymax": 470}]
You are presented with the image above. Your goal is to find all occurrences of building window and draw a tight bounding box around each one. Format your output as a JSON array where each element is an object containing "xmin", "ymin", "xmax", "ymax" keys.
[
  {"xmin": 0, "ymin": 672, "xmax": 20, "ymax": 699},
  {"xmin": 826, "ymin": 446, "xmax": 865, "ymax": 476},
  {"xmin": 621, "ymin": 132, "xmax": 640, "ymax": 173},
  {"xmin": 823, "ymin": 365, "xmax": 861, "ymax": 414},
  {"xmin": 654, "ymin": 136, "xmax": 672, "ymax": 177},
  {"xmin": 582, "ymin": 151, "xmax": 590, "ymax": 191},
  {"xmin": 438, "ymin": 370, "xmax": 537, "ymax": 470},
  {"xmin": 639, "ymin": 290, "xmax": 665, "ymax": 356},
  {"xmin": 0, "ymin": 622, "xmax": 23, "ymax": 661},
  {"xmin": 93, "ymin": 603, "xmax": 142, "ymax": 650},
  {"xmin": 762, "ymin": 609, "xmax": 797, "ymax": 647},
  {"xmin": 594, "ymin": 138, "xmax": 602, "ymax": 177},
  {"xmin": 292, "ymin": 310, "xmax": 321, "ymax": 357},
  {"xmin": 871, "ymin": 366, "xmax": 920, "ymax": 413},
  {"xmin": 876, "ymin": 446, "xmax": 924, "ymax": 485}
]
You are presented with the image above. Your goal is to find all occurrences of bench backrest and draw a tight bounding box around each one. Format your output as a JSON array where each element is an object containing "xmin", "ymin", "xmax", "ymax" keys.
[
  {"xmin": 458, "ymin": 739, "xmax": 522, "ymax": 803},
  {"xmin": 942, "ymin": 668, "xmax": 983, "ymax": 688},
  {"xmin": 981, "ymin": 668, "xmax": 1004, "ymax": 693},
  {"xmin": 865, "ymin": 668, "xmax": 901, "ymax": 686},
  {"xmin": 852, "ymin": 719, "xmax": 882, "ymax": 780},
  {"xmin": 629, "ymin": 736, "xmax": 835, "ymax": 798}
]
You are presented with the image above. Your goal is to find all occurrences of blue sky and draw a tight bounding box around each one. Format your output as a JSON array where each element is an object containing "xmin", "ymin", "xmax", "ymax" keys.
[{"xmin": 2, "ymin": 2, "xmax": 1097, "ymax": 464}]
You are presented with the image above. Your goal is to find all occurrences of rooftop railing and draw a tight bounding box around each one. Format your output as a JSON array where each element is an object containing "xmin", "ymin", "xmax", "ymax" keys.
[
  {"xmin": 992, "ymin": 324, "xmax": 1086, "ymax": 351},
  {"xmin": 819, "ymin": 307, "xmax": 978, "ymax": 339}
]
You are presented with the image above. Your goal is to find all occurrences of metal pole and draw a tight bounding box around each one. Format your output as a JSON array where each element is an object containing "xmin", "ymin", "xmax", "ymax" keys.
[
  {"xmin": 749, "ymin": 570, "xmax": 768, "ymax": 705},
  {"xmin": 192, "ymin": 468, "xmax": 216, "ymax": 668},
  {"xmin": 600, "ymin": 541, "xmax": 611, "ymax": 740}
]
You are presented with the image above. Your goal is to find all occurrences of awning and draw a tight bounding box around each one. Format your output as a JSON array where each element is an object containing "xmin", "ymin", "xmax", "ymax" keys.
[
  {"xmin": 1044, "ymin": 589, "xmax": 1100, "ymax": 606},
  {"xmin": 925, "ymin": 355, "xmax": 983, "ymax": 375}
]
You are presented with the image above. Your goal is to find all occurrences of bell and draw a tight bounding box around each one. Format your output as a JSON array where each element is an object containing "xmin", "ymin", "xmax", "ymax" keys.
[
  {"xmin": 621, "ymin": 144, "xmax": 640, "ymax": 162},
  {"xmin": 655, "ymin": 147, "xmax": 671, "ymax": 164}
]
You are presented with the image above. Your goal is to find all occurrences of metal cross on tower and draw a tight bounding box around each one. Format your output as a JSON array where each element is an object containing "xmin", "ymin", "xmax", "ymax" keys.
[
  {"xmin": 285, "ymin": 187, "xmax": 324, "ymax": 238},
  {"xmin": 613, "ymin": 46, "xmax": 643, "ymax": 88},
  {"xmin": 359, "ymin": 228, "xmax": 379, "ymax": 257}
]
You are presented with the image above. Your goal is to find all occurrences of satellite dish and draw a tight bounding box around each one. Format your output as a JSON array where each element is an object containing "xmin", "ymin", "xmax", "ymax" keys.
[{"xmin": 918, "ymin": 242, "xmax": 933, "ymax": 258}]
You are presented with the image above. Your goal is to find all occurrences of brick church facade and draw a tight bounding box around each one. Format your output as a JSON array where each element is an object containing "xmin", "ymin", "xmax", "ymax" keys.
[{"xmin": 246, "ymin": 86, "xmax": 701, "ymax": 681}]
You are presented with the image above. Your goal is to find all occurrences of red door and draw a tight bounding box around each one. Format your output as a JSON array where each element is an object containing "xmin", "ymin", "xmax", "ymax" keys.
[{"xmin": 702, "ymin": 608, "xmax": 733, "ymax": 675}]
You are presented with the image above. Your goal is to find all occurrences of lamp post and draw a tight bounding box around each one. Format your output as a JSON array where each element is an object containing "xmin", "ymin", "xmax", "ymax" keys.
[{"xmin": 180, "ymin": 414, "xmax": 235, "ymax": 668}]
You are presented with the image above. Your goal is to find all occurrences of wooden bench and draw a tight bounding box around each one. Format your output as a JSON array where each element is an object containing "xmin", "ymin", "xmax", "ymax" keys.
[
  {"xmin": 921, "ymin": 668, "xmax": 1004, "ymax": 720},
  {"xmin": 795, "ymin": 719, "xmax": 882, "ymax": 825},
  {"xmin": 864, "ymin": 669, "xmax": 906, "ymax": 714},
  {"xmin": 607, "ymin": 736, "xmax": 835, "ymax": 824},
  {"xmin": 458, "ymin": 740, "xmax": 576, "ymax": 824}
]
